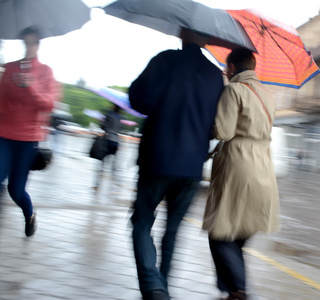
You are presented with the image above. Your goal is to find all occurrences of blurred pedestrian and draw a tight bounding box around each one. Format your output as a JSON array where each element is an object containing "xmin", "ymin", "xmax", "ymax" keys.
[
  {"xmin": 50, "ymin": 112, "xmax": 66, "ymax": 153},
  {"xmin": 203, "ymin": 48, "xmax": 280, "ymax": 300},
  {"xmin": 129, "ymin": 28, "xmax": 224, "ymax": 300},
  {"xmin": 0, "ymin": 26, "xmax": 57, "ymax": 237},
  {"xmin": 94, "ymin": 104, "xmax": 122, "ymax": 190},
  {"xmin": 49, "ymin": 83, "xmax": 66, "ymax": 154}
]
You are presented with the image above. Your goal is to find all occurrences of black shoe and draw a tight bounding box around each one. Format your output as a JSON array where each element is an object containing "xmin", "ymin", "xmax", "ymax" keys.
[
  {"xmin": 142, "ymin": 289, "xmax": 170, "ymax": 300},
  {"xmin": 225, "ymin": 291, "xmax": 247, "ymax": 300},
  {"xmin": 25, "ymin": 211, "xmax": 37, "ymax": 237}
]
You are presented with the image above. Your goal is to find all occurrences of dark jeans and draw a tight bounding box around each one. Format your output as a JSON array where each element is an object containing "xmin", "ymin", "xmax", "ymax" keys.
[
  {"xmin": 105, "ymin": 140, "xmax": 118, "ymax": 155},
  {"xmin": 0, "ymin": 138, "xmax": 36, "ymax": 219},
  {"xmin": 209, "ymin": 238, "xmax": 247, "ymax": 294},
  {"xmin": 131, "ymin": 175, "xmax": 200, "ymax": 294}
]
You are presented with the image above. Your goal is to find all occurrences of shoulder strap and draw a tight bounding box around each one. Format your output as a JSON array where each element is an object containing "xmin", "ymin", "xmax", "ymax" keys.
[{"xmin": 240, "ymin": 82, "xmax": 272, "ymax": 128}]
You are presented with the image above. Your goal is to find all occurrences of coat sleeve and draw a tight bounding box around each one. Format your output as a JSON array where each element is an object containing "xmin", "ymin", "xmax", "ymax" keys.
[
  {"xmin": 129, "ymin": 53, "xmax": 168, "ymax": 116},
  {"xmin": 26, "ymin": 65, "xmax": 57, "ymax": 112},
  {"xmin": 214, "ymin": 84, "xmax": 240, "ymax": 141},
  {"xmin": 0, "ymin": 66, "xmax": 11, "ymax": 113}
]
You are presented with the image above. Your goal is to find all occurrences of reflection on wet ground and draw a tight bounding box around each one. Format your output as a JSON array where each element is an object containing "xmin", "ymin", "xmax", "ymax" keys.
[
  {"xmin": 1, "ymin": 133, "xmax": 319, "ymax": 299},
  {"xmin": 32, "ymin": 133, "xmax": 320, "ymax": 267}
]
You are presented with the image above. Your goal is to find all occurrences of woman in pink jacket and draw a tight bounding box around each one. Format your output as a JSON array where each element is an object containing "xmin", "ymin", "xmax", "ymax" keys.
[{"xmin": 0, "ymin": 27, "xmax": 56, "ymax": 237}]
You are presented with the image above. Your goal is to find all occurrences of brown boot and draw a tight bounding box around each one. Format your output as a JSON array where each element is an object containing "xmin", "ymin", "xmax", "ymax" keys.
[{"xmin": 225, "ymin": 290, "xmax": 246, "ymax": 300}]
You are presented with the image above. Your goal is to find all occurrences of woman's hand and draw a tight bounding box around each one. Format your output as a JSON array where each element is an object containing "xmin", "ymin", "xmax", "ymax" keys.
[{"xmin": 18, "ymin": 73, "xmax": 33, "ymax": 87}]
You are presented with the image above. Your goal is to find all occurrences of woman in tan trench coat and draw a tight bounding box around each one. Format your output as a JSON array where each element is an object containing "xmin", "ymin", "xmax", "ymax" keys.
[{"xmin": 203, "ymin": 48, "xmax": 280, "ymax": 300}]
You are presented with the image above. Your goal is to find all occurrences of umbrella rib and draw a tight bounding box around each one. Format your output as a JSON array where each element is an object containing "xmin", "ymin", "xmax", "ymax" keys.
[
  {"xmin": 243, "ymin": 15, "xmax": 301, "ymax": 46},
  {"xmin": 248, "ymin": 17, "xmax": 300, "ymax": 83},
  {"xmin": 245, "ymin": 23, "xmax": 262, "ymax": 34},
  {"xmin": 240, "ymin": 15, "xmax": 263, "ymax": 35},
  {"xmin": 259, "ymin": 18, "xmax": 298, "ymax": 67},
  {"xmin": 265, "ymin": 26, "xmax": 314, "ymax": 82},
  {"xmin": 265, "ymin": 26, "xmax": 303, "ymax": 47},
  {"xmin": 263, "ymin": 25, "xmax": 299, "ymax": 79},
  {"xmin": 264, "ymin": 27, "xmax": 294, "ymax": 57}
]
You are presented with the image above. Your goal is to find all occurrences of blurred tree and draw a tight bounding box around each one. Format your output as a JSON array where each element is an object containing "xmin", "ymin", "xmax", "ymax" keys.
[
  {"xmin": 61, "ymin": 84, "xmax": 145, "ymax": 129},
  {"xmin": 76, "ymin": 77, "xmax": 86, "ymax": 88},
  {"xmin": 109, "ymin": 85, "xmax": 128, "ymax": 93}
]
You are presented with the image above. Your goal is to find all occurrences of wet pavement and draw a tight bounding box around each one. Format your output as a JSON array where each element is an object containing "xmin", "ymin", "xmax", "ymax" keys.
[{"xmin": 1, "ymin": 134, "xmax": 320, "ymax": 300}]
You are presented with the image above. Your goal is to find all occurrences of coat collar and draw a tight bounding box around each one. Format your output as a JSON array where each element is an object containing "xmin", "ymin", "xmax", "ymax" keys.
[
  {"xmin": 19, "ymin": 56, "xmax": 41, "ymax": 67},
  {"xmin": 182, "ymin": 43, "xmax": 202, "ymax": 53},
  {"xmin": 230, "ymin": 70, "xmax": 259, "ymax": 83}
]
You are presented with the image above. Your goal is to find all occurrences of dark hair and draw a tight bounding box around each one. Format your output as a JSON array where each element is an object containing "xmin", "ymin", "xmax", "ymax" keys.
[
  {"xmin": 227, "ymin": 48, "xmax": 256, "ymax": 72},
  {"xmin": 19, "ymin": 26, "xmax": 41, "ymax": 43}
]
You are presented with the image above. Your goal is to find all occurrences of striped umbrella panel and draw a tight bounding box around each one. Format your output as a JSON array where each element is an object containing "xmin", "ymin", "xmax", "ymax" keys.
[{"xmin": 206, "ymin": 9, "xmax": 320, "ymax": 88}]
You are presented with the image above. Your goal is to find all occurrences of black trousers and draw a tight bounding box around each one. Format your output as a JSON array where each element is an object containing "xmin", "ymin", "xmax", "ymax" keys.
[{"xmin": 209, "ymin": 238, "xmax": 247, "ymax": 294}]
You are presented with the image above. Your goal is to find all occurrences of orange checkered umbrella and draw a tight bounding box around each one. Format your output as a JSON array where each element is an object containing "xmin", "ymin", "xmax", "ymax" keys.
[{"xmin": 206, "ymin": 9, "xmax": 320, "ymax": 89}]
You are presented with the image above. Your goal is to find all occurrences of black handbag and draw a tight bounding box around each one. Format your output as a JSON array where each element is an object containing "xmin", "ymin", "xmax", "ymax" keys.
[
  {"xmin": 89, "ymin": 135, "xmax": 108, "ymax": 160},
  {"xmin": 31, "ymin": 147, "xmax": 52, "ymax": 171}
]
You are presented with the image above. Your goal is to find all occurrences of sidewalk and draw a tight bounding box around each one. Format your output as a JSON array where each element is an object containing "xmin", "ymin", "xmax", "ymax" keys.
[
  {"xmin": 1, "ymin": 136, "xmax": 320, "ymax": 300},
  {"xmin": 268, "ymin": 167, "xmax": 320, "ymax": 269}
]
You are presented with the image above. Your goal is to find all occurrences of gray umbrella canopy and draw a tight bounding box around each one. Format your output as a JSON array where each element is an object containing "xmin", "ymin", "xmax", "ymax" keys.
[
  {"xmin": 104, "ymin": 0, "xmax": 256, "ymax": 51},
  {"xmin": 0, "ymin": 0, "xmax": 91, "ymax": 39}
]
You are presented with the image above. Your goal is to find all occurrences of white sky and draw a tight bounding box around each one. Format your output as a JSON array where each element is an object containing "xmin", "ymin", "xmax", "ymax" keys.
[{"xmin": 1, "ymin": 0, "xmax": 320, "ymax": 88}]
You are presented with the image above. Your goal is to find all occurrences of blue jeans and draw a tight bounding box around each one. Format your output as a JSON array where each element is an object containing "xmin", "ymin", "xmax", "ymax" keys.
[
  {"xmin": 0, "ymin": 138, "xmax": 36, "ymax": 219},
  {"xmin": 131, "ymin": 175, "xmax": 200, "ymax": 294}
]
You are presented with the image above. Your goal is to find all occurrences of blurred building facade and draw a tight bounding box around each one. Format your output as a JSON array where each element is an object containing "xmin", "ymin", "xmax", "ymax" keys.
[
  {"xmin": 270, "ymin": 11, "xmax": 320, "ymax": 171},
  {"xmin": 295, "ymin": 12, "xmax": 320, "ymax": 117},
  {"xmin": 271, "ymin": 10, "xmax": 320, "ymax": 124}
]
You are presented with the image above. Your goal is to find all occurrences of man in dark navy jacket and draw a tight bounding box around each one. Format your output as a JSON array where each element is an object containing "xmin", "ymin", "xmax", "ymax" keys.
[{"xmin": 129, "ymin": 28, "xmax": 224, "ymax": 300}]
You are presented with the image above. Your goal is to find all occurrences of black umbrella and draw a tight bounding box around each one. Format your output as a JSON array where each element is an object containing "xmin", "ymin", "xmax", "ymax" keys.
[
  {"xmin": 0, "ymin": 0, "xmax": 91, "ymax": 39},
  {"xmin": 103, "ymin": 0, "xmax": 256, "ymax": 51}
]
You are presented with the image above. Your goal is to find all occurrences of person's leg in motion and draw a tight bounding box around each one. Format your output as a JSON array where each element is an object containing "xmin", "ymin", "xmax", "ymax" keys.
[
  {"xmin": 94, "ymin": 159, "xmax": 104, "ymax": 191},
  {"xmin": 131, "ymin": 176, "xmax": 170, "ymax": 299},
  {"xmin": 209, "ymin": 239, "xmax": 247, "ymax": 299},
  {"xmin": 160, "ymin": 178, "xmax": 200, "ymax": 279},
  {"xmin": 107, "ymin": 140, "xmax": 118, "ymax": 178},
  {"xmin": 7, "ymin": 140, "xmax": 37, "ymax": 236},
  {"xmin": 0, "ymin": 138, "xmax": 11, "ymax": 202}
]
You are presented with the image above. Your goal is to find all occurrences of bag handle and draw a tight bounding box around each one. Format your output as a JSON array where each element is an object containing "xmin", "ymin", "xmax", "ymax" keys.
[{"xmin": 240, "ymin": 82, "xmax": 272, "ymax": 128}]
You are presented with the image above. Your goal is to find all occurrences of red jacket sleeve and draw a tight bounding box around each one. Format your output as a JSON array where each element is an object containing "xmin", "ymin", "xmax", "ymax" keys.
[
  {"xmin": 0, "ymin": 65, "xmax": 12, "ymax": 113},
  {"xmin": 26, "ymin": 65, "xmax": 57, "ymax": 112}
]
